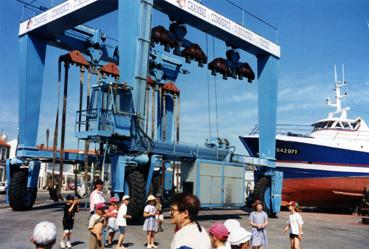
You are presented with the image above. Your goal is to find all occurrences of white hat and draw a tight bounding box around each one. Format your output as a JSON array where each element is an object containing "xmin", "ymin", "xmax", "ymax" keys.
[
  {"xmin": 123, "ymin": 195, "xmax": 130, "ymax": 201},
  {"xmin": 224, "ymin": 219, "xmax": 240, "ymax": 232},
  {"xmin": 32, "ymin": 221, "xmax": 57, "ymax": 246},
  {"xmin": 228, "ymin": 227, "xmax": 252, "ymax": 246}
]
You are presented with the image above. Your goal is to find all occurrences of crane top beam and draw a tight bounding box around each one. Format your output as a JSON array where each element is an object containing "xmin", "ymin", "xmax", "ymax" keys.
[{"xmin": 18, "ymin": 0, "xmax": 280, "ymax": 58}]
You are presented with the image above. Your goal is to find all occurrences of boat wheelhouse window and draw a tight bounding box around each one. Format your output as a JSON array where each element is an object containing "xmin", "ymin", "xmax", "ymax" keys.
[
  {"xmin": 351, "ymin": 122, "xmax": 358, "ymax": 129},
  {"xmin": 334, "ymin": 122, "xmax": 343, "ymax": 128},
  {"xmin": 342, "ymin": 122, "xmax": 351, "ymax": 129},
  {"xmin": 325, "ymin": 121, "xmax": 334, "ymax": 128}
]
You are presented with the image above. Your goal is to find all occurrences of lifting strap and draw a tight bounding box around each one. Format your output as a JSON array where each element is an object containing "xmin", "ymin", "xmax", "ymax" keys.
[
  {"xmin": 212, "ymin": 36, "xmax": 220, "ymax": 138},
  {"xmin": 151, "ymin": 84, "xmax": 156, "ymax": 139},
  {"xmin": 205, "ymin": 33, "xmax": 212, "ymax": 141},
  {"xmin": 59, "ymin": 59, "xmax": 70, "ymax": 191},
  {"xmin": 83, "ymin": 66, "xmax": 93, "ymax": 208},
  {"xmin": 176, "ymin": 95, "xmax": 180, "ymax": 143},
  {"xmin": 145, "ymin": 85, "xmax": 150, "ymax": 134},
  {"xmin": 51, "ymin": 58, "xmax": 62, "ymax": 188}
]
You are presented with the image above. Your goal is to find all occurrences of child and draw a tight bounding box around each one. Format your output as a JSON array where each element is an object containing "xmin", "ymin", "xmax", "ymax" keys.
[
  {"xmin": 208, "ymin": 223, "xmax": 230, "ymax": 249},
  {"xmin": 249, "ymin": 200, "xmax": 268, "ymax": 249},
  {"xmin": 116, "ymin": 195, "xmax": 132, "ymax": 249},
  {"xmin": 155, "ymin": 194, "xmax": 164, "ymax": 232},
  {"xmin": 106, "ymin": 197, "xmax": 119, "ymax": 248},
  {"xmin": 89, "ymin": 203, "xmax": 107, "ymax": 249},
  {"xmin": 143, "ymin": 195, "xmax": 158, "ymax": 249},
  {"xmin": 60, "ymin": 194, "xmax": 79, "ymax": 249},
  {"xmin": 283, "ymin": 201, "xmax": 304, "ymax": 249},
  {"xmin": 228, "ymin": 226, "xmax": 252, "ymax": 249}
]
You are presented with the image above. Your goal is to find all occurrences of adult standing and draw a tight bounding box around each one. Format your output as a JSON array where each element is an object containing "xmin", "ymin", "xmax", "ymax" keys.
[
  {"xmin": 170, "ymin": 193, "xmax": 211, "ymax": 249},
  {"xmin": 90, "ymin": 179, "xmax": 105, "ymax": 215}
]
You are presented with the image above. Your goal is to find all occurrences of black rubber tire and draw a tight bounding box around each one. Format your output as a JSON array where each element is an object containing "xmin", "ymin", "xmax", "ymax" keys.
[
  {"xmin": 126, "ymin": 170, "xmax": 146, "ymax": 224},
  {"xmin": 9, "ymin": 171, "xmax": 37, "ymax": 211},
  {"xmin": 253, "ymin": 177, "xmax": 276, "ymax": 217}
]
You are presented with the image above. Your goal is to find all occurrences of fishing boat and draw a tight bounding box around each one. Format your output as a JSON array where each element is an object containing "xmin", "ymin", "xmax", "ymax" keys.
[{"xmin": 240, "ymin": 67, "xmax": 369, "ymax": 210}]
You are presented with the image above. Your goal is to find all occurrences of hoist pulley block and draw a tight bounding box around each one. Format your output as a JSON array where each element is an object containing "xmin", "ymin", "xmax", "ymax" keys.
[
  {"xmin": 151, "ymin": 25, "xmax": 176, "ymax": 52},
  {"xmin": 59, "ymin": 50, "xmax": 90, "ymax": 68},
  {"xmin": 100, "ymin": 63, "xmax": 120, "ymax": 79},
  {"xmin": 237, "ymin": 62, "xmax": 255, "ymax": 83},
  {"xmin": 208, "ymin": 58, "xmax": 231, "ymax": 79},
  {"xmin": 162, "ymin": 82, "xmax": 180, "ymax": 95},
  {"xmin": 181, "ymin": 43, "xmax": 207, "ymax": 67}
]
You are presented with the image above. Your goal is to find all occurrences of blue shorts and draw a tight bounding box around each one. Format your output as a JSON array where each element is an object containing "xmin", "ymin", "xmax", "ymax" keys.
[{"xmin": 118, "ymin": 226, "xmax": 126, "ymax": 234}]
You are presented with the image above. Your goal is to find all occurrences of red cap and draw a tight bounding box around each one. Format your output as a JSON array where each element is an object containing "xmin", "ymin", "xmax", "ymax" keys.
[
  {"xmin": 110, "ymin": 197, "xmax": 119, "ymax": 203},
  {"xmin": 209, "ymin": 223, "xmax": 229, "ymax": 241},
  {"xmin": 289, "ymin": 201, "xmax": 300, "ymax": 209},
  {"xmin": 95, "ymin": 203, "xmax": 106, "ymax": 210}
]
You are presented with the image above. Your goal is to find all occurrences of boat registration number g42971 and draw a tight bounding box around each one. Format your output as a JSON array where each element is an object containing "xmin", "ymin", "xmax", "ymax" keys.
[{"xmin": 276, "ymin": 147, "xmax": 299, "ymax": 155}]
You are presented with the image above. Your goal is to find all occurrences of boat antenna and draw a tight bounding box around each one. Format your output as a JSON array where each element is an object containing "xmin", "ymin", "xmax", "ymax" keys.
[
  {"xmin": 342, "ymin": 64, "xmax": 345, "ymax": 85},
  {"xmin": 327, "ymin": 64, "xmax": 349, "ymax": 119}
]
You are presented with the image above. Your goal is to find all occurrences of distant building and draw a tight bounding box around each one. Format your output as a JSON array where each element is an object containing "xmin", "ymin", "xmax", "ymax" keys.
[
  {"xmin": 7, "ymin": 138, "xmax": 85, "ymax": 190},
  {"xmin": 0, "ymin": 136, "xmax": 10, "ymax": 183}
]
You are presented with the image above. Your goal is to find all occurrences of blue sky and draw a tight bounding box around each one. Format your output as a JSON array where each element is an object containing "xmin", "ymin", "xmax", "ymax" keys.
[{"xmin": 0, "ymin": 0, "xmax": 369, "ymax": 154}]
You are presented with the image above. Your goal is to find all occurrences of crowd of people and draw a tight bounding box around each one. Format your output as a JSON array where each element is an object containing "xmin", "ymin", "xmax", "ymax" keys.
[{"xmin": 30, "ymin": 180, "xmax": 304, "ymax": 249}]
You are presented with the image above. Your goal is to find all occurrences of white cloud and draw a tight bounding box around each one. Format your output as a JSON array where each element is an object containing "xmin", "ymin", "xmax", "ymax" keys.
[{"xmin": 222, "ymin": 92, "xmax": 257, "ymax": 103}]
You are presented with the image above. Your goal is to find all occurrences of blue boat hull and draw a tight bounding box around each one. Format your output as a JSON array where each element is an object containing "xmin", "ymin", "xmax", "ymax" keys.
[{"xmin": 240, "ymin": 136, "xmax": 369, "ymax": 208}]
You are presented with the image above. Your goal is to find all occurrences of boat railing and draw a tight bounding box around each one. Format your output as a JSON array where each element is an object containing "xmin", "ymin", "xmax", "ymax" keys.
[
  {"xmin": 249, "ymin": 124, "xmax": 312, "ymax": 136},
  {"xmin": 331, "ymin": 129, "xmax": 369, "ymax": 142},
  {"xmin": 249, "ymin": 124, "xmax": 369, "ymax": 142}
]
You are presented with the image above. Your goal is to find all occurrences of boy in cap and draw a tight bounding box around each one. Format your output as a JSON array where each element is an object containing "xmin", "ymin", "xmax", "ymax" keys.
[
  {"xmin": 31, "ymin": 221, "xmax": 57, "ymax": 249},
  {"xmin": 89, "ymin": 203, "xmax": 107, "ymax": 249},
  {"xmin": 60, "ymin": 194, "xmax": 79, "ymax": 249},
  {"xmin": 208, "ymin": 223, "xmax": 230, "ymax": 249},
  {"xmin": 116, "ymin": 195, "xmax": 132, "ymax": 249}
]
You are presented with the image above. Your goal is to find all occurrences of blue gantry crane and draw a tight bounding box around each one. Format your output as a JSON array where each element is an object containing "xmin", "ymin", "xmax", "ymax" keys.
[{"xmin": 7, "ymin": 0, "xmax": 282, "ymax": 219}]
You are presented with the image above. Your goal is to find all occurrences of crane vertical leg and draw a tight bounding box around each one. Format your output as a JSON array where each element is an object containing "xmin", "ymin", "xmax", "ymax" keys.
[
  {"xmin": 118, "ymin": 0, "xmax": 153, "ymax": 127},
  {"xmin": 257, "ymin": 55, "xmax": 278, "ymax": 164},
  {"xmin": 18, "ymin": 34, "xmax": 46, "ymax": 148},
  {"xmin": 255, "ymin": 54, "xmax": 282, "ymax": 216},
  {"xmin": 164, "ymin": 94, "xmax": 174, "ymax": 143}
]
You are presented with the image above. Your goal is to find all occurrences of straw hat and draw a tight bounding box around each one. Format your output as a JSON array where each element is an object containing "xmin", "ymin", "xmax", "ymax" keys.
[{"xmin": 146, "ymin": 194, "xmax": 156, "ymax": 202}]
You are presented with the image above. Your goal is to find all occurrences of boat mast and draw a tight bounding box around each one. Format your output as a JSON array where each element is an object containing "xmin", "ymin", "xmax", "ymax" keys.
[{"xmin": 326, "ymin": 65, "xmax": 349, "ymax": 119}]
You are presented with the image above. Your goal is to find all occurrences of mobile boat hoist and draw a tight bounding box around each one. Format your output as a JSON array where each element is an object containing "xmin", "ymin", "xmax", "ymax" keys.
[{"xmin": 7, "ymin": 0, "xmax": 282, "ymax": 219}]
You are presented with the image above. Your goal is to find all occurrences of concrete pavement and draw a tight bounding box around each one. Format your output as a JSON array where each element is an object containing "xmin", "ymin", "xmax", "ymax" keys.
[{"xmin": 0, "ymin": 200, "xmax": 368, "ymax": 249}]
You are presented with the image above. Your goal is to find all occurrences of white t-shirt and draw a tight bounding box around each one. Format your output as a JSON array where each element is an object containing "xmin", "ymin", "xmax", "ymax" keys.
[
  {"xmin": 89, "ymin": 189, "xmax": 105, "ymax": 212},
  {"xmin": 171, "ymin": 223, "xmax": 211, "ymax": 249},
  {"xmin": 116, "ymin": 203, "xmax": 128, "ymax": 226},
  {"xmin": 288, "ymin": 213, "xmax": 304, "ymax": 235}
]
